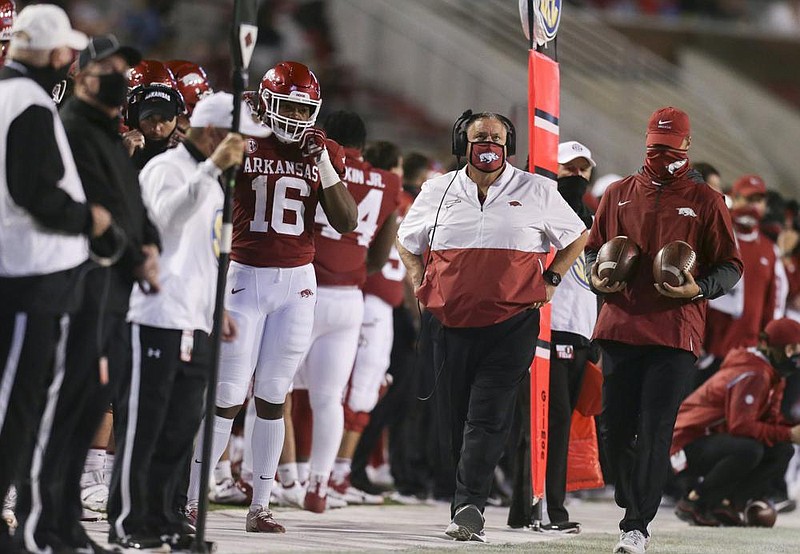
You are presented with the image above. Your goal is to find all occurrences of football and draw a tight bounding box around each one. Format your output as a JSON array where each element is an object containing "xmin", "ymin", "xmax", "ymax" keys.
[
  {"xmin": 653, "ymin": 240, "xmax": 697, "ymax": 287},
  {"xmin": 595, "ymin": 236, "xmax": 641, "ymax": 285},
  {"xmin": 744, "ymin": 500, "xmax": 777, "ymax": 528}
]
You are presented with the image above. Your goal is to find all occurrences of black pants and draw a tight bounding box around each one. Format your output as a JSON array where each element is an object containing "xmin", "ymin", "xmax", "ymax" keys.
[
  {"xmin": 682, "ymin": 434, "xmax": 794, "ymax": 507},
  {"xmin": 545, "ymin": 331, "xmax": 591, "ymax": 523},
  {"xmin": 0, "ymin": 311, "xmax": 67, "ymax": 542},
  {"xmin": 507, "ymin": 373, "xmax": 532, "ymax": 527},
  {"xmin": 433, "ymin": 309, "xmax": 539, "ymax": 517},
  {"xmin": 108, "ymin": 324, "xmax": 209, "ymax": 538},
  {"xmin": 14, "ymin": 309, "xmax": 129, "ymax": 549},
  {"xmin": 599, "ymin": 341, "xmax": 695, "ymax": 535}
]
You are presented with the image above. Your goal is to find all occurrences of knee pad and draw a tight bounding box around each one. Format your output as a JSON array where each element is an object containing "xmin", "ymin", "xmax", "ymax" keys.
[
  {"xmin": 346, "ymin": 387, "xmax": 379, "ymax": 415},
  {"xmin": 344, "ymin": 404, "xmax": 371, "ymax": 433},
  {"xmin": 254, "ymin": 375, "xmax": 293, "ymax": 405},
  {"xmin": 216, "ymin": 381, "xmax": 248, "ymax": 408}
]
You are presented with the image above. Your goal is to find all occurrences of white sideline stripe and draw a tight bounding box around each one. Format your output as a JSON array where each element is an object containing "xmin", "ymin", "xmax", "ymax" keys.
[
  {"xmin": 0, "ymin": 312, "xmax": 26, "ymax": 434},
  {"xmin": 534, "ymin": 115, "xmax": 559, "ymax": 135},
  {"xmin": 24, "ymin": 315, "xmax": 69, "ymax": 554},
  {"xmin": 115, "ymin": 323, "xmax": 142, "ymax": 539}
]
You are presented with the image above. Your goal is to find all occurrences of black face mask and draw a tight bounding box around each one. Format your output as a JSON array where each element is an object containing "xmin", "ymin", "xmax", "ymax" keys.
[
  {"xmin": 557, "ymin": 175, "xmax": 593, "ymax": 228},
  {"xmin": 94, "ymin": 72, "xmax": 128, "ymax": 108}
]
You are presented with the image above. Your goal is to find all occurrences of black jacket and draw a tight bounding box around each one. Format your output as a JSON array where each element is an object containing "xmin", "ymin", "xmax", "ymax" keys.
[{"xmin": 60, "ymin": 97, "xmax": 161, "ymax": 314}]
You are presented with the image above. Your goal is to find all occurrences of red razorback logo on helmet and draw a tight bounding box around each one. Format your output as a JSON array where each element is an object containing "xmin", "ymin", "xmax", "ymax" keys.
[{"xmin": 299, "ymin": 289, "xmax": 314, "ymax": 298}]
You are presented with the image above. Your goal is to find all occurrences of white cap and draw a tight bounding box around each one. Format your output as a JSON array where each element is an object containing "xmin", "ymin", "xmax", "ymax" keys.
[
  {"xmin": 558, "ymin": 141, "xmax": 596, "ymax": 167},
  {"xmin": 592, "ymin": 173, "xmax": 622, "ymax": 198},
  {"xmin": 190, "ymin": 92, "xmax": 271, "ymax": 137},
  {"xmin": 10, "ymin": 5, "xmax": 87, "ymax": 51}
]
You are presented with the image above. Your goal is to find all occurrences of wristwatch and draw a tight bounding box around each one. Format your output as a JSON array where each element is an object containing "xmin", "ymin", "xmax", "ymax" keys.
[{"xmin": 543, "ymin": 270, "xmax": 562, "ymax": 287}]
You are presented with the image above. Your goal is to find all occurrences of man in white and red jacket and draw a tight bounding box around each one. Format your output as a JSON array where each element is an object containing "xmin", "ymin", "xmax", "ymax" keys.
[{"xmin": 671, "ymin": 318, "xmax": 800, "ymax": 526}]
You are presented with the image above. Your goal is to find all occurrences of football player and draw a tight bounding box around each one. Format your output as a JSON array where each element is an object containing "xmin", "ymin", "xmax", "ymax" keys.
[
  {"xmin": 288, "ymin": 112, "xmax": 401, "ymax": 512},
  {"xmin": 166, "ymin": 59, "xmax": 213, "ymax": 133},
  {"xmin": 0, "ymin": 1, "xmax": 15, "ymax": 68},
  {"xmin": 186, "ymin": 61, "xmax": 357, "ymax": 533}
]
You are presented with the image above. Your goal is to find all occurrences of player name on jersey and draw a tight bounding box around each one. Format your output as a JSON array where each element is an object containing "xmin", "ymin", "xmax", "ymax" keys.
[{"xmin": 242, "ymin": 157, "xmax": 319, "ymax": 182}]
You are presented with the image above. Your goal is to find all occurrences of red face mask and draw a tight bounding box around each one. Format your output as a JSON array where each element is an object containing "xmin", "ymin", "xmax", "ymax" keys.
[
  {"xmin": 644, "ymin": 146, "xmax": 689, "ymax": 181},
  {"xmin": 469, "ymin": 141, "xmax": 505, "ymax": 173}
]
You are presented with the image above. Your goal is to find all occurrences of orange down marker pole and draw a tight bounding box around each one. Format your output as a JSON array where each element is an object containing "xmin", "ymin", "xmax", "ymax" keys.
[{"xmin": 529, "ymin": 49, "xmax": 560, "ymax": 507}]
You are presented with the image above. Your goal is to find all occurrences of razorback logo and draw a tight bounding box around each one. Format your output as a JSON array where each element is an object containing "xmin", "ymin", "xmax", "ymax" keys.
[
  {"xmin": 508, "ymin": 200, "xmax": 522, "ymax": 207},
  {"xmin": 479, "ymin": 152, "xmax": 500, "ymax": 163},
  {"xmin": 299, "ymin": 288, "xmax": 314, "ymax": 298},
  {"xmin": 677, "ymin": 207, "xmax": 697, "ymax": 218}
]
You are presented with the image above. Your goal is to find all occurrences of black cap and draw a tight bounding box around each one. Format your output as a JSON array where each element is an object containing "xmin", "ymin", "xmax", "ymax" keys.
[
  {"xmin": 77, "ymin": 34, "xmax": 141, "ymax": 71},
  {"xmin": 138, "ymin": 88, "xmax": 179, "ymax": 121}
]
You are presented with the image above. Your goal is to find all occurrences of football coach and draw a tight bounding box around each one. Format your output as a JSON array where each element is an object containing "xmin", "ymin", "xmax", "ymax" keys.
[
  {"xmin": 0, "ymin": 5, "xmax": 112, "ymax": 551},
  {"xmin": 396, "ymin": 111, "xmax": 587, "ymax": 541}
]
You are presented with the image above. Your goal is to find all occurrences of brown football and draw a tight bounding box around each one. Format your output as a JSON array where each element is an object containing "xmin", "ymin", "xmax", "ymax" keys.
[
  {"xmin": 744, "ymin": 500, "xmax": 777, "ymax": 528},
  {"xmin": 596, "ymin": 236, "xmax": 641, "ymax": 285},
  {"xmin": 653, "ymin": 240, "xmax": 697, "ymax": 287}
]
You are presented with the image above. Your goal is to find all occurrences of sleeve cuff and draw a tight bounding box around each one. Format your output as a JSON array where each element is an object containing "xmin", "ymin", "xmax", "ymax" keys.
[{"xmin": 200, "ymin": 158, "xmax": 223, "ymax": 179}]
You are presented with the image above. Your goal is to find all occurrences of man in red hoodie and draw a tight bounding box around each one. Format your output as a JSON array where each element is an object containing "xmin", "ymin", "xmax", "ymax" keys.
[
  {"xmin": 700, "ymin": 175, "xmax": 785, "ymax": 387},
  {"xmin": 586, "ymin": 107, "xmax": 743, "ymax": 554},
  {"xmin": 671, "ymin": 318, "xmax": 800, "ymax": 526}
]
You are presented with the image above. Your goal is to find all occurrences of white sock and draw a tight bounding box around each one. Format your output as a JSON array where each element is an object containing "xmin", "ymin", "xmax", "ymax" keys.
[
  {"xmin": 277, "ymin": 463, "xmax": 298, "ymax": 487},
  {"xmin": 214, "ymin": 459, "xmax": 233, "ymax": 484},
  {"xmin": 103, "ymin": 453, "xmax": 115, "ymax": 472},
  {"xmin": 308, "ymin": 472, "xmax": 328, "ymax": 497},
  {"xmin": 332, "ymin": 458, "xmax": 351, "ymax": 484},
  {"xmin": 84, "ymin": 449, "xmax": 105, "ymax": 473},
  {"xmin": 188, "ymin": 416, "xmax": 233, "ymax": 503},
  {"xmin": 297, "ymin": 462, "xmax": 310, "ymax": 484},
  {"xmin": 309, "ymin": 397, "xmax": 344, "ymax": 485},
  {"xmin": 250, "ymin": 417, "xmax": 284, "ymax": 510}
]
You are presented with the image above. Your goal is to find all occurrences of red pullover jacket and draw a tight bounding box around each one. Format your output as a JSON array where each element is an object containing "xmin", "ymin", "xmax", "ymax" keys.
[
  {"xmin": 586, "ymin": 169, "xmax": 743, "ymax": 356},
  {"xmin": 671, "ymin": 347, "xmax": 791, "ymax": 455}
]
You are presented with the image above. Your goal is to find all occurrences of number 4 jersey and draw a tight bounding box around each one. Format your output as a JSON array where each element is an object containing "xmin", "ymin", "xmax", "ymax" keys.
[
  {"xmin": 232, "ymin": 134, "xmax": 347, "ymax": 268},
  {"xmin": 312, "ymin": 148, "xmax": 402, "ymax": 287}
]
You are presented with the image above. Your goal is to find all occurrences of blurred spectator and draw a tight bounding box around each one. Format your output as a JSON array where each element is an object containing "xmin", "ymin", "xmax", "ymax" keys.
[{"xmin": 692, "ymin": 161, "xmax": 722, "ymax": 193}]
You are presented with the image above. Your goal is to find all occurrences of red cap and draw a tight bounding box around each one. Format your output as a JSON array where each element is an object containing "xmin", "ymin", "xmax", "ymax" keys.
[
  {"xmin": 765, "ymin": 318, "xmax": 800, "ymax": 348},
  {"xmin": 646, "ymin": 107, "xmax": 690, "ymax": 149},
  {"xmin": 732, "ymin": 174, "xmax": 767, "ymax": 198}
]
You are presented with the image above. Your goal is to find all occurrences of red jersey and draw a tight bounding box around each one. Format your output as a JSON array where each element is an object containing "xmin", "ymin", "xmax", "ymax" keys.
[
  {"xmin": 672, "ymin": 347, "xmax": 791, "ymax": 456},
  {"xmin": 312, "ymin": 148, "xmax": 402, "ymax": 287},
  {"xmin": 231, "ymin": 134, "xmax": 345, "ymax": 268},
  {"xmin": 586, "ymin": 171, "xmax": 742, "ymax": 356},
  {"xmin": 704, "ymin": 230, "xmax": 778, "ymax": 358},
  {"xmin": 363, "ymin": 190, "xmax": 414, "ymax": 306}
]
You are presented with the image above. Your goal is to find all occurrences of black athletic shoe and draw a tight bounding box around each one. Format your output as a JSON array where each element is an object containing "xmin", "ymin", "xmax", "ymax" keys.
[
  {"xmin": 675, "ymin": 497, "xmax": 719, "ymax": 527},
  {"xmin": 108, "ymin": 528, "xmax": 164, "ymax": 550},
  {"xmin": 445, "ymin": 504, "xmax": 486, "ymax": 542},
  {"xmin": 536, "ymin": 521, "xmax": 581, "ymax": 534}
]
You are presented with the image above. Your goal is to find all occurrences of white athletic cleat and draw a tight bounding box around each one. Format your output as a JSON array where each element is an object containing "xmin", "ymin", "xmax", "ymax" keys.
[
  {"xmin": 246, "ymin": 506, "xmax": 285, "ymax": 533},
  {"xmin": 366, "ymin": 464, "xmax": 395, "ymax": 488},
  {"xmin": 2, "ymin": 486, "xmax": 17, "ymax": 529},
  {"xmin": 209, "ymin": 477, "xmax": 250, "ymax": 505},
  {"xmin": 80, "ymin": 470, "xmax": 108, "ymax": 514},
  {"xmin": 614, "ymin": 530, "xmax": 648, "ymax": 554},
  {"xmin": 271, "ymin": 481, "xmax": 306, "ymax": 509},
  {"xmin": 185, "ymin": 501, "xmax": 198, "ymax": 526},
  {"xmin": 329, "ymin": 475, "xmax": 383, "ymax": 506}
]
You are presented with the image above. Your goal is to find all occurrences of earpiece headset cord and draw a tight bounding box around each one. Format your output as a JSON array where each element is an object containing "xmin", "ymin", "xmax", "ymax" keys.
[{"xmin": 415, "ymin": 165, "xmax": 460, "ymax": 402}]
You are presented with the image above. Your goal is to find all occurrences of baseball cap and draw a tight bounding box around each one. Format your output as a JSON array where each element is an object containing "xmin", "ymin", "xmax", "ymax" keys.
[
  {"xmin": 10, "ymin": 4, "xmax": 87, "ymax": 51},
  {"xmin": 558, "ymin": 141, "xmax": 596, "ymax": 167},
  {"xmin": 190, "ymin": 92, "xmax": 271, "ymax": 137},
  {"xmin": 77, "ymin": 34, "xmax": 140, "ymax": 71},
  {"xmin": 139, "ymin": 88, "xmax": 179, "ymax": 121},
  {"xmin": 732, "ymin": 174, "xmax": 767, "ymax": 198},
  {"xmin": 646, "ymin": 107, "xmax": 690, "ymax": 149},
  {"xmin": 765, "ymin": 318, "xmax": 800, "ymax": 348}
]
